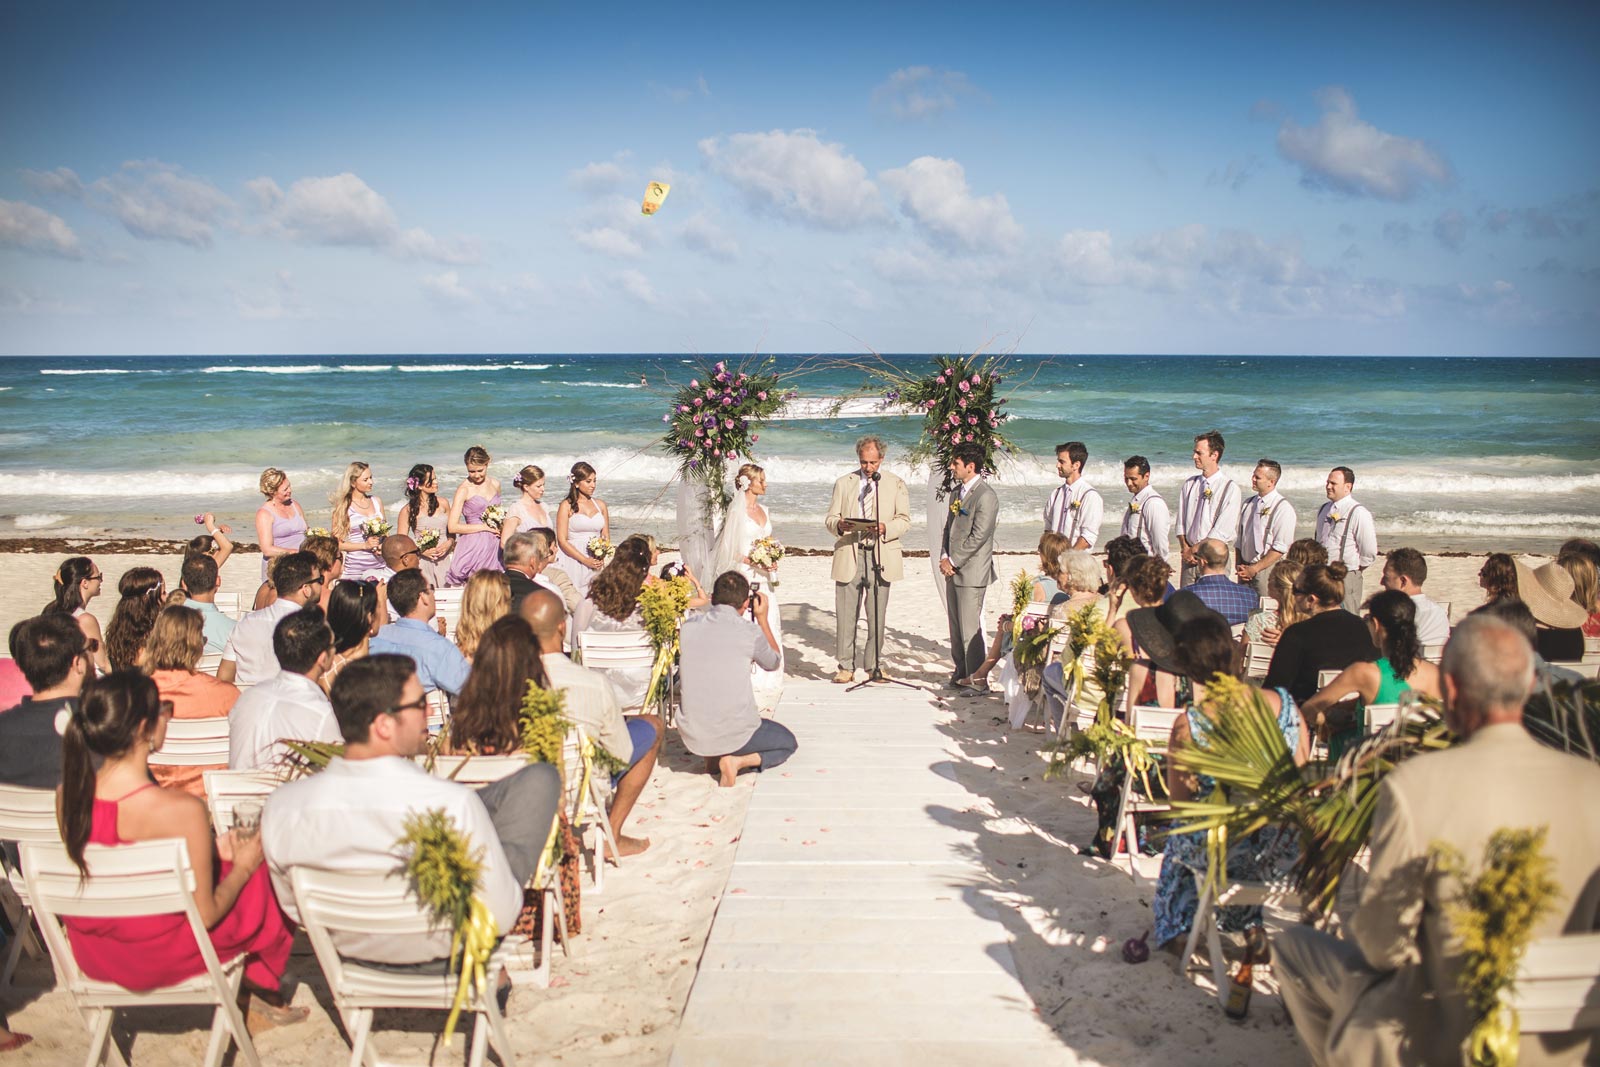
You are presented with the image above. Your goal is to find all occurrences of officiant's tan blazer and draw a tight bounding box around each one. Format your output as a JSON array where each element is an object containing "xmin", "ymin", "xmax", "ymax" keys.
[{"xmin": 824, "ymin": 469, "xmax": 911, "ymax": 584}]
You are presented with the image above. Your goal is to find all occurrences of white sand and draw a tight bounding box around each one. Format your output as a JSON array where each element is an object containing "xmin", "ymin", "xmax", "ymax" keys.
[{"xmin": 0, "ymin": 547, "xmax": 1516, "ymax": 1063}]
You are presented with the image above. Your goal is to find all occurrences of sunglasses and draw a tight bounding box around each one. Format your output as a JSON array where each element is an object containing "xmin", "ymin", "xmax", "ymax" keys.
[{"xmin": 386, "ymin": 696, "xmax": 429, "ymax": 717}]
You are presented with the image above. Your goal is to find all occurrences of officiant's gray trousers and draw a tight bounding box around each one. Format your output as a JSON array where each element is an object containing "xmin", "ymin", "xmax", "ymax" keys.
[{"xmin": 836, "ymin": 569, "xmax": 890, "ymax": 672}]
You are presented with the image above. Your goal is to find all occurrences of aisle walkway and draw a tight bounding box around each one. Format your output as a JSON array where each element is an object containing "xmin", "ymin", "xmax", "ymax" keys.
[{"xmin": 671, "ymin": 679, "xmax": 1072, "ymax": 1066}]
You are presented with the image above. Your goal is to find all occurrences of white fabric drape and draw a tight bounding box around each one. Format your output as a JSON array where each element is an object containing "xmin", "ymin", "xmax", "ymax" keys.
[
  {"xmin": 675, "ymin": 477, "xmax": 718, "ymax": 582},
  {"xmin": 926, "ymin": 469, "xmax": 947, "ymax": 610}
]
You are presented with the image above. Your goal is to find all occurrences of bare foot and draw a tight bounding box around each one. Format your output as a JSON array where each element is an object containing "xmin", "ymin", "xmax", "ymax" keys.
[
  {"xmin": 718, "ymin": 755, "xmax": 741, "ymax": 787},
  {"xmin": 246, "ymin": 999, "xmax": 310, "ymax": 1034},
  {"xmin": 609, "ymin": 834, "xmax": 651, "ymax": 859}
]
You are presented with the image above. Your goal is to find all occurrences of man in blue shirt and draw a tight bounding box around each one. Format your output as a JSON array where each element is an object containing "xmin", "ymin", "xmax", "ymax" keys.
[
  {"xmin": 1186, "ymin": 538, "xmax": 1260, "ymax": 626},
  {"xmin": 180, "ymin": 553, "xmax": 235, "ymax": 654},
  {"xmin": 369, "ymin": 568, "xmax": 470, "ymax": 697}
]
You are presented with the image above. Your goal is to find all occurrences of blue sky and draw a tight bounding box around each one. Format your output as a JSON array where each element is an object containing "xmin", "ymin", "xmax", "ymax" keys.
[{"xmin": 1, "ymin": 2, "xmax": 1597, "ymax": 356}]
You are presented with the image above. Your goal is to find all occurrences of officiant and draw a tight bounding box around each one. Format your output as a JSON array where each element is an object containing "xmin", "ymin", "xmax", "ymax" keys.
[{"xmin": 824, "ymin": 435, "xmax": 912, "ymax": 683}]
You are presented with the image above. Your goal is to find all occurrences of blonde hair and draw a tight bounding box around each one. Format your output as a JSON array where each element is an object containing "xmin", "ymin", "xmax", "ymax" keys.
[
  {"xmin": 330, "ymin": 461, "xmax": 370, "ymax": 541},
  {"xmin": 140, "ymin": 605, "xmax": 205, "ymax": 673},
  {"xmin": 259, "ymin": 467, "xmax": 287, "ymax": 498},
  {"xmin": 735, "ymin": 463, "xmax": 763, "ymax": 491},
  {"xmin": 1559, "ymin": 553, "xmax": 1598, "ymax": 614},
  {"xmin": 1269, "ymin": 559, "xmax": 1305, "ymax": 628},
  {"xmin": 455, "ymin": 571, "xmax": 511, "ymax": 660}
]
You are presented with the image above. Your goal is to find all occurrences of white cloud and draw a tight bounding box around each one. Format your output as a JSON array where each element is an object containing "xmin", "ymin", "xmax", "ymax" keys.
[
  {"xmin": 21, "ymin": 166, "xmax": 84, "ymax": 197},
  {"xmin": 88, "ymin": 160, "xmax": 233, "ymax": 247},
  {"xmin": 421, "ymin": 270, "xmax": 476, "ymax": 307},
  {"xmin": 700, "ymin": 129, "xmax": 887, "ymax": 230},
  {"xmin": 879, "ymin": 156, "xmax": 1021, "ymax": 253},
  {"xmin": 679, "ymin": 213, "xmax": 739, "ymax": 260},
  {"xmin": 255, "ymin": 173, "xmax": 480, "ymax": 264},
  {"xmin": 1277, "ymin": 87, "xmax": 1452, "ymax": 201},
  {"xmin": 574, "ymin": 226, "xmax": 644, "ymax": 259},
  {"xmin": 0, "ymin": 198, "xmax": 83, "ymax": 258},
  {"xmin": 872, "ymin": 66, "xmax": 980, "ymax": 121},
  {"xmin": 614, "ymin": 268, "xmax": 660, "ymax": 307},
  {"xmin": 569, "ymin": 161, "xmax": 628, "ymax": 195}
]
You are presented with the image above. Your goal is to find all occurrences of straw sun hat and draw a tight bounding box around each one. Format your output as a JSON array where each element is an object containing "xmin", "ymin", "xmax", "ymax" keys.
[
  {"xmin": 1512, "ymin": 558, "xmax": 1588, "ymax": 629},
  {"xmin": 1126, "ymin": 591, "xmax": 1228, "ymax": 675}
]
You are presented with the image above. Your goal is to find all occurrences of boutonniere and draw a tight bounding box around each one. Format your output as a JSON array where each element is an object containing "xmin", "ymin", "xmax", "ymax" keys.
[
  {"xmin": 1069, "ymin": 498, "xmax": 1082, "ymax": 511},
  {"xmin": 1260, "ymin": 505, "xmax": 1272, "ymax": 517},
  {"xmin": 949, "ymin": 498, "xmax": 964, "ymax": 517},
  {"xmin": 1328, "ymin": 510, "xmax": 1342, "ymax": 523},
  {"xmin": 1202, "ymin": 487, "xmax": 1214, "ymax": 500},
  {"xmin": 1127, "ymin": 501, "xmax": 1141, "ymax": 514}
]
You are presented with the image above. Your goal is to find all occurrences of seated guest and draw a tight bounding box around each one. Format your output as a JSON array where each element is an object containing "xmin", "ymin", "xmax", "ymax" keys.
[
  {"xmin": 323, "ymin": 579, "xmax": 380, "ymax": 693},
  {"xmin": 1038, "ymin": 549, "xmax": 1121, "ymax": 726},
  {"xmin": 369, "ymin": 569, "xmax": 470, "ymax": 698},
  {"xmin": 1264, "ymin": 563, "xmax": 1377, "ymax": 705},
  {"xmin": 228, "ymin": 608, "xmax": 339, "ymax": 769},
  {"xmin": 454, "ymin": 570, "xmax": 510, "ymax": 661},
  {"xmin": 263, "ymin": 655, "xmax": 561, "ymax": 967},
  {"xmin": 43, "ymin": 556, "xmax": 111, "ymax": 674},
  {"xmin": 1378, "ymin": 546, "xmax": 1450, "ymax": 648},
  {"xmin": 1153, "ymin": 614, "xmax": 1306, "ymax": 952},
  {"xmin": 504, "ymin": 528, "xmax": 578, "ymax": 614},
  {"xmin": 105, "ymin": 567, "xmax": 165, "ymax": 672},
  {"xmin": 1301, "ymin": 590, "xmax": 1441, "ymax": 761},
  {"xmin": 1099, "ymin": 535, "xmax": 1144, "ymax": 599},
  {"xmin": 1276, "ymin": 616, "xmax": 1600, "ymax": 1066},
  {"xmin": 1472, "ymin": 551, "xmax": 1518, "ymax": 611},
  {"xmin": 218, "ymin": 552, "xmax": 323, "ymax": 686},
  {"xmin": 520, "ymin": 590, "xmax": 662, "ymax": 857},
  {"xmin": 300, "ymin": 533, "xmax": 344, "ymax": 612},
  {"xmin": 378, "ymin": 533, "xmax": 422, "ymax": 584},
  {"xmin": 1186, "ymin": 538, "xmax": 1260, "ymax": 625},
  {"xmin": 0, "ymin": 654, "xmax": 28, "ymax": 710},
  {"xmin": 141, "ymin": 605, "xmax": 240, "ymax": 796},
  {"xmin": 0, "ymin": 614, "xmax": 88, "ymax": 788},
  {"xmin": 1477, "ymin": 599, "xmax": 1584, "ymax": 689},
  {"xmin": 177, "ymin": 553, "xmax": 235, "ymax": 654},
  {"xmin": 1116, "ymin": 555, "xmax": 1177, "ymax": 707},
  {"xmin": 1557, "ymin": 550, "xmax": 1600, "ymax": 637},
  {"xmin": 1243, "ymin": 558, "xmax": 1304, "ymax": 647},
  {"xmin": 571, "ymin": 536, "xmax": 653, "ymax": 710},
  {"xmin": 1515, "ymin": 557, "xmax": 1588, "ymax": 663},
  {"xmin": 1284, "ymin": 538, "xmax": 1329, "ymax": 568},
  {"xmin": 677, "ymin": 572, "xmax": 790, "ymax": 786},
  {"xmin": 58, "ymin": 671, "xmax": 303, "ymax": 1026},
  {"xmin": 961, "ymin": 531, "xmax": 1069, "ymax": 690}
]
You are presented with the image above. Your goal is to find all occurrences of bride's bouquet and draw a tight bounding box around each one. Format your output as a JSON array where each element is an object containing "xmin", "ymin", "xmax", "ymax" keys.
[
  {"xmin": 361, "ymin": 516, "xmax": 393, "ymax": 539},
  {"xmin": 749, "ymin": 536, "xmax": 784, "ymax": 570},
  {"xmin": 415, "ymin": 528, "xmax": 441, "ymax": 551},
  {"xmin": 480, "ymin": 505, "xmax": 507, "ymax": 531},
  {"xmin": 587, "ymin": 536, "xmax": 614, "ymax": 562}
]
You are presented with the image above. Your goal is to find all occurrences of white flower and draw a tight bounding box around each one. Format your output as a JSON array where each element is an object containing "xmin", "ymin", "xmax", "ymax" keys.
[{"xmin": 736, "ymin": 474, "xmax": 751, "ymax": 491}]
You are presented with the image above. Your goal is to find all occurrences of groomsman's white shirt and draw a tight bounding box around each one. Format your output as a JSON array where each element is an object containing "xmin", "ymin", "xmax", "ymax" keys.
[
  {"xmin": 1120, "ymin": 485, "xmax": 1170, "ymax": 557},
  {"xmin": 1044, "ymin": 479, "xmax": 1104, "ymax": 548},
  {"xmin": 1239, "ymin": 489, "xmax": 1296, "ymax": 564},
  {"xmin": 1315, "ymin": 496, "xmax": 1378, "ymax": 570},
  {"xmin": 1179, "ymin": 471, "xmax": 1241, "ymax": 546}
]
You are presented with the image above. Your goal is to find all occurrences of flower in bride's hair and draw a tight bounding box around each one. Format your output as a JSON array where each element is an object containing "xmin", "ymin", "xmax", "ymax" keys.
[{"xmin": 736, "ymin": 475, "xmax": 751, "ymax": 491}]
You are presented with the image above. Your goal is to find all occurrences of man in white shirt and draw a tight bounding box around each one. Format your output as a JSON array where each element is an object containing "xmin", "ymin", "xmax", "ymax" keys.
[
  {"xmin": 217, "ymin": 552, "xmax": 323, "ymax": 686},
  {"xmin": 228, "ymin": 607, "xmax": 341, "ymax": 769},
  {"xmin": 1043, "ymin": 441, "xmax": 1103, "ymax": 550},
  {"xmin": 522, "ymin": 589, "xmax": 660, "ymax": 858},
  {"xmin": 1119, "ymin": 455, "xmax": 1170, "ymax": 560},
  {"xmin": 263, "ymin": 654, "xmax": 561, "ymax": 968},
  {"xmin": 1380, "ymin": 546, "xmax": 1451, "ymax": 647},
  {"xmin": 1177, "ymin": 430, "xmax": 1241, "ymax": 588},
  {"xmin": 1235, "ymin": 458, "xmax": 1297, "ymax": 598},
  {"xmin": 1315, "ymin": 466, "xmax": 1378, "ymax": 612}
]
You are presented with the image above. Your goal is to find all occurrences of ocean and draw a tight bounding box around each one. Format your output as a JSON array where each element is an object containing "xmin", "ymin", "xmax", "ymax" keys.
[{"xmin": 1, "ymin": 354, "xmax": 1596, "ymax": 555}]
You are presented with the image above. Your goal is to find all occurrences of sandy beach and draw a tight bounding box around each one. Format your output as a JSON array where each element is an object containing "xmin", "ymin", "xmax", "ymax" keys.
[{"xmin": 0, "ymin": 546, "xmax": 1538, "ymax": 1064}]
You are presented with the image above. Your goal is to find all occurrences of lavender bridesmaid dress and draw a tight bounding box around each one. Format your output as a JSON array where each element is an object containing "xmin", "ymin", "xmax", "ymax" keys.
[{"xmin": 445, "ymin": 493, "xmax": 504, "ymax": 586}]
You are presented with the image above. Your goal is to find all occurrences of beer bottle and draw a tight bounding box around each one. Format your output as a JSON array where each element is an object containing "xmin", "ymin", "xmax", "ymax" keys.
[{"xmin": 1223, "ymin": 937, "xmax": 1256, "ymax": 1019}]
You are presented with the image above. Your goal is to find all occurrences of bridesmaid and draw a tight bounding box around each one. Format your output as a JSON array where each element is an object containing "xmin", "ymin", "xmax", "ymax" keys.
[
  {"xmin": 253, "ymin": 468, "xmax": 307, "ymax": 581},
  {"xmin": 331, "ymin": 462, "xmax": 385, "ymax": 581},
  {"xmin": 500, "ymin": 463, "xmax": 551, "ymax": 547},
  {"xmin": 396, "ymin": 463, "xmax": 455, "ymax": 588},
  {"xmin": 445, "ymin": 445, "xmax": 505, "ymax": 586},
  {"xmin": 555, "ymin": 460, "xmax": 610, "ymax": 597},
  {"xmin": 44, "ymin": 556, "xmax": 110, "ymax": 674}
]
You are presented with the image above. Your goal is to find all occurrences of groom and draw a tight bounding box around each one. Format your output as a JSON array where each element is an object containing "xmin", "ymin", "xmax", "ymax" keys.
[
  {"xmin": 940, "ymin": 443, "xmax": 998, "ymax": 687},
  {"xmin": 824, "ymin": 434, "xmax": 912, "ymax": 683}
]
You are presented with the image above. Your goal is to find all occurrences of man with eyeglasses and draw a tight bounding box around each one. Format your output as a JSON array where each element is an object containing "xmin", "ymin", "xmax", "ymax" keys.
[
  {"xmin": 263, "ymin": 655, "xmax": 561, "ymax": 969},
  {"xmin": 229, "ymin": 607, "xmax": 341, "ymax": 769},
  {"xmin": 1, "ymin": 614, "xmax": 90, "ymax": 788},
  {"xmin": 218, "ymin": 552, "xmax": 324, "ymax": 686},
  {"xmin": 369, "ymin": 568, "xmax": 471, "ymax": 697}
]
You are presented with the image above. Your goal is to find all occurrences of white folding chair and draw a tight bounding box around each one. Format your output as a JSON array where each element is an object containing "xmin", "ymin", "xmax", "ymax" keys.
[
  {"xmin": 424, "ymin": 754, "xmax": 530, "ymax": 788},
  {"xmin": 195, "ymin": 653, "xmax": 224, "ymax": 676},
  {"xmin": 290, "ymin": 866, "xmax": 517, "ymax": 1067},
  {"xmin": 425, "ymin": 689, "xmax": 449, "ymax": 736},
  {"xmin": 1421, "ymin": 643, "xmax": 1445, "ymax": 665},
  {"xmin": 1243, "ymin": 642, "xmax": 1274, "ymax": 680},
  {"xmin": 201, "ymin": 768, "xmax": 284, "ymax": 837},
  {"xmin": 148, "ymin": 717, "xmax": 231, "ymax": 770},
  {"xmin": 561, "ymin": 727, "xmax": 619, "ymax": 893},
  {"xmin": 1363, "ymin": 703, "xmax": 1402, "ymax": 735},
  {"xmin": 23, "ymin": 838, "xmax": 261, "ymax": 1067},
  {"xmin": 1317, "ymin": 668, "xmax": 1341, "ymax": 690},
  {"xmin": 0, "ymin": 784, "xmax": 59, "ymax": 991},
  {"xmin": 575, "ymin": 630, "xmax": 655, "ymax": 672},
  {"xmin": 213, "ymin": 592, "xmax": 244, "ymax": 620},
  {"xmin": 432, "ymin": 587, "xmax": 464, "ymax": 640},
  {"xmin": 1179, "ymin": 872, "xmax": 1301, "ymax": 1005},
  {"xmin": 1508, "ymin": 931, "xmax": 1600, "ymax": 1037},
  {"xmin": 1113, "ymin": 704, "xmax": 1184, "ymax": 884},
  {"xmin": 1259, "ymin": 596, "xmax": 1279, "ymax": 613}
]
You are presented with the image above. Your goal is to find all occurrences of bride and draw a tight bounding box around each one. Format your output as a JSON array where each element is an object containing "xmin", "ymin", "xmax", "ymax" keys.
[{"xmin": 711, "ymin": 463, "xmax": 784, "ymax": 708}]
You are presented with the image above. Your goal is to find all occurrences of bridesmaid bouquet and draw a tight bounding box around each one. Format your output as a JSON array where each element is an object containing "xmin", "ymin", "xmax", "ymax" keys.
[
  {"xmin": 587, "ymin": 536, "xmax": 614, "ymax": 561},
  {"xmin": 415, "ymin": 528, "xmax": 441, "ymax": 551},
  {"xmin": 305, "ymin": 526, "xmax": 331, "ymax": 539},
  {"xmin": 480, "ymin": 504, "xmax": 507, "ymax": 531},
  {"xmin": 749, "ymin": 536, "xmax": 784, "ymax": 570},
  {"xmin": 360, "ymin": 517, "xmax": 393, "ymax": 539}
]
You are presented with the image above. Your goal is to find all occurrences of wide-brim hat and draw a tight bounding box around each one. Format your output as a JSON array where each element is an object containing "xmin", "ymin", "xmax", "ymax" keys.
[
  {"xmin": 1126, "ymin": 591, "xmax": 1227, "ymax": 676},
  {"xmin": 1513, "ymin": 558, "xmax": 1588, "ymax": 629}
]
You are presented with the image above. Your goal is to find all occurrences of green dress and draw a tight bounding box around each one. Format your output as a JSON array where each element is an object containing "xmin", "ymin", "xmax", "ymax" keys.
[{"xmin": 1328, "ymin": 657, "xmax": 1412, "ymax": 762}]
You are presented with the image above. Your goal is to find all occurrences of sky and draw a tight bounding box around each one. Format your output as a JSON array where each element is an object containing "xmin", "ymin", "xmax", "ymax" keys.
[{"xmin": 1, "ymin": 2, "xmax": 1597, "ymax": 357}]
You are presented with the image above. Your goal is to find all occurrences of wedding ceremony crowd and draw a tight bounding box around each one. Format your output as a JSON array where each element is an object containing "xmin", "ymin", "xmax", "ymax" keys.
[{"xmin": 1, "ymin": 427, "xmax": 1598, "ymax": 1064}]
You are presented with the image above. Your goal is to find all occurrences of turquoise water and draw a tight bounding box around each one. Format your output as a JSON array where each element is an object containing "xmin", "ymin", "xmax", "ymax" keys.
[{"xmin": 0, "ymin": 354, "xmax": 1596, "ymax": 552}]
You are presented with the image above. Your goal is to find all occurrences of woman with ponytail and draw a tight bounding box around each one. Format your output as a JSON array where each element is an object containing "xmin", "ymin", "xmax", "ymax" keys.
[
  {"xmin": 104, "ymin": 567, "xmax": 165, "ymax": 673},
  {"xmin": 1263, "ymin": 562, "xmax": 1379, "ymax": 705},
  {"xmin": 57, "ymin": 671, "xmax": 303, "ymax": 1025},
  {"xmin": 395, "ymin": 462, "xmax": 454, "ymax": 588},
  {"xmin": 554, "ymin": 460, "xmax": 609, "ymax": 597},
  {"xmin": 43, "ymin": 555, "xmax": 110, "ymax": 673}
]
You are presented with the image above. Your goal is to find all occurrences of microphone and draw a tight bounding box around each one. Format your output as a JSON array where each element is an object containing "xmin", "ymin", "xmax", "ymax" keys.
[{"xmin": 870, "ymin": 471, "xmax": 881, "ymax": 482}]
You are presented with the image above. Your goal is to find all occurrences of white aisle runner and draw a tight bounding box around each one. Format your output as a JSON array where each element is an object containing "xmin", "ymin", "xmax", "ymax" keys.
[{"xmin": 671, "ymin": 679, "xmax": 1073, "ymax": 1066}]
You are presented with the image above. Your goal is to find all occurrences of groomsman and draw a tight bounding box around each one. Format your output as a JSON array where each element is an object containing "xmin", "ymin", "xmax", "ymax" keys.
[
  {"xmin": 1315, "ymin": 466, "xmax": 1378, "ymax": 612},
  {"xmin": 1176, "ymin": 430, "xmax": 1241, "ymax": 588},
  {"xmin": 1043, "ymin": 441, "xmax": 1103, "ymax": 550},
  {"xmin": 1236, "ymin": 458, "xmax": 1296, "ymax": 597},
  {"xmin": 1119, "ymin": 455, "xmax": 1170, "ymax": 560},
  {"xmin": 940, "ymin": 444, "xmax": 998, "ymax": 688}
]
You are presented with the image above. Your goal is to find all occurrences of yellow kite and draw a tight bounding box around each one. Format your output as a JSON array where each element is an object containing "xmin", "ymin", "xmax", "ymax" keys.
[{"xmin": 641, "ymin": 181, "xmax": 670, "ymax": 216}]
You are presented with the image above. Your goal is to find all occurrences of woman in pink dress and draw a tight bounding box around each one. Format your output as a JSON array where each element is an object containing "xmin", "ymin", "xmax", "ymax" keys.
[
  {"xmin": 396, "ymin": 463, "xmax": 455, "ymax": 588},
  {"xmin": 555, "ymin": 461, "xmax": 610, "ymax": 597},
  {"xmin": 43, "ymin": 556, "xmax": 110, "ymax": 674},
  {"xmin": 58, "ymin": 671, "xmax": 303, "ymax": 1026},
  {"xmin": 332, "ymin": 461, "xmax": 385, "ymax": 581},
  {"xmin": 445, "ymin": 444, "xmax": 505, "ymax": 586},
  {"xmin": 500, "ymin": 463, "xmax": 552, "ymax": 547},
  {"xmin": 253, "ymin": 468, "xmax": 307, "ymax": 581}
]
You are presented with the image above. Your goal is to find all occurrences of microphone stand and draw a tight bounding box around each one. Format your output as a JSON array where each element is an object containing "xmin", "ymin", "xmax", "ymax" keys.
[{"xmin": 849, "ymin": 473, "xmax": 916, "ymax": 692}]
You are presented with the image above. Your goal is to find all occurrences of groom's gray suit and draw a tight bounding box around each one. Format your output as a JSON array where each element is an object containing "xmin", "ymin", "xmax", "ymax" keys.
[{"xmin": 941, "ymin": 478, "xmax": 999, "ymax": 680}]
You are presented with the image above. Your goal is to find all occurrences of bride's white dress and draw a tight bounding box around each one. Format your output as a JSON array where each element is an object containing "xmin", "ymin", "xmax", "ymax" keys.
[{"xmin": 711, "ymin": 487, "xmax": 785, "ymax": 711}]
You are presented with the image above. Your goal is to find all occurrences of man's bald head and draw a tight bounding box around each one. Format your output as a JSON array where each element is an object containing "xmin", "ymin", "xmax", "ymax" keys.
[
  {"xmin": 1440, "ymin": 615, "xmax": 1535, "ymax": 737},
  {"xmin": 518, "ymin": 588, "xmax": 566, "ymax": 651},
  {"xmin": 1197, "ymin": 538, "xmax": 1230, "ymax": 570},
  {"xmin": 381, "ymin": 534, "xmax": 419, "ymax": 571}
]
